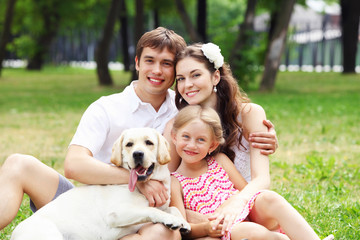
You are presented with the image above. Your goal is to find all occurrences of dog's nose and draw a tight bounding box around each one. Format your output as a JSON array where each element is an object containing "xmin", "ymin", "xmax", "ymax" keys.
[{"xmin": 133, "ymin": 151, "xmax": 144, "ymax": 165}]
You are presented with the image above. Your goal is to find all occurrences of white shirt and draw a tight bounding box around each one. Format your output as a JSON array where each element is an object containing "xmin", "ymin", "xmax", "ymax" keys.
[{"xmin": 69, "ymin": 81, "xmax": 178, "ymax": 163}]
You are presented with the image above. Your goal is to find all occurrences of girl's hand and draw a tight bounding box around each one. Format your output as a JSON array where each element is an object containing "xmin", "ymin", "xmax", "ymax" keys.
[
  {"xmin": 206, "ymin": 220, "xmax": 223, "ymax": 238},
  {"xmin": 249, "ymin": 119, "xmax": 278, "ymax": 155},
  {"xmin": 208, "ymin": 196, "xmax": 248, "ymax": 235}
]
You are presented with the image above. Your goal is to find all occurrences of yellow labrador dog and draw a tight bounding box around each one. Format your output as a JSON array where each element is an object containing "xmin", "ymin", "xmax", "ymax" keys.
[{"xmin": 11, "ymin": 128, "xmax": 190, "ymax": 240}]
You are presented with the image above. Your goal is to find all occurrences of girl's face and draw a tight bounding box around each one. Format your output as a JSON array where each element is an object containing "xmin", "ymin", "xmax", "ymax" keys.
[
  {"xmin": 172, "ymin": 119, "xmax": 218, "ymax": 164},
  {"xmin": 176, "ymin": 57, "xmax": 220, "ymax": 107}
]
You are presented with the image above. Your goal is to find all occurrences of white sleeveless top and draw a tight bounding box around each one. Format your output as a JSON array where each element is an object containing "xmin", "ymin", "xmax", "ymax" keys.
[
  {"xmin": 231, "ymin": 113, "xmax": 251, "ymax": 182},
  {"xmin": 232, "ymin": 135, "xmax": 251, "ymax": 182}
]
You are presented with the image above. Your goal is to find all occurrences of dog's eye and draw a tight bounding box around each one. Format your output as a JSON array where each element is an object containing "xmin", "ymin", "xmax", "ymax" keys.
[
  {"xmin": 145, "ymin": 140, "xmax": 154, "ymax": 146},
  {"xmin": 126, "ymin": 142, "xmax": 133, "ymax": 147}
]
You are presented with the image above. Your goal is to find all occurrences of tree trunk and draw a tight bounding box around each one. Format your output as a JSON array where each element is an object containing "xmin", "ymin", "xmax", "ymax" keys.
[
  {"xmin": 197, "ymin": 0, "xmax": 207, "ymax": 42},
  {"xmin": 95, "ymin": 0, "xmax": 121, "ymax": 86},
  {"xmin": 154, "ymin": 9, "xmax": 160, "ymax": 28},
  {"xmin": 259, "ymin": 0, "xmax": 296, "ymax": 91},
  {"xmin": 119, "ymin": 0, "xmax": 130, "ymax": 71},
  {"xmin": 26, "ymin": 2, "xmax": 60, "ymax": 70},
  {"xmin": 340, "ymin": 0, "xmax": 360, "ymax": 73},
  {"xmin": 0, "ymin": 0, "xmax": 17, "ymax": 77},
  {"xmin": 229, "ymin": 0, "xmax": 257, "ymax": 65},
  {"xmin": 131, "ymin": 0, "xmax": 145, "ymax": 81},
  {"xmin": 174, "ymin": 0, "xmax": 201, "ymax": 42}
]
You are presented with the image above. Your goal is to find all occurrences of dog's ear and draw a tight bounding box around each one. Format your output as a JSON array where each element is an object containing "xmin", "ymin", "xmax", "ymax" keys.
[
  {"xmin": 156, "ymin": 131, "xmax": 171, "ymax": 165},
  {"xmin": 111, "ymin": 134, "xmax": 124, "ymax": 166}
]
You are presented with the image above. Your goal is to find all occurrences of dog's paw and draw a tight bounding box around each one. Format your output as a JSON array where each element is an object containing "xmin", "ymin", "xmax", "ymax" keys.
[
  {"xmin": 179, "ymin": 221, "xmax": 191, "ymax": 234},
  {"xmin": 153, "ymin": 214, "xmax": 190, "ymax": 232}
]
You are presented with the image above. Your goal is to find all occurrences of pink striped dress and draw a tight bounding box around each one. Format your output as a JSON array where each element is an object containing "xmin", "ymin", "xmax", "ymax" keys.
[{"xmin": 171, "ymin": 157, "xmax": 262, "ymax": 240}]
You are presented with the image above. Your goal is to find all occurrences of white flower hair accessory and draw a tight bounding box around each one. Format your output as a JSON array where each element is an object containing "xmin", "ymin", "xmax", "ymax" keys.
[{"xmin": 201, "ymin": 43, "xmax": 224, "ymax": 69}]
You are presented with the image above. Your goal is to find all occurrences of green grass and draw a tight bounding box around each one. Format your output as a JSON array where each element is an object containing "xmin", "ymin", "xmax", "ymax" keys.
[{"xmin": 1, "ymin": 68, "xmax": 359, "ymax": 239}]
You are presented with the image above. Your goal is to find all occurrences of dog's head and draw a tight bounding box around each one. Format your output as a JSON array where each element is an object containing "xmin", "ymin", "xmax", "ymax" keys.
[{"xmin": 110, "ymin": 127, "xmax": 171, "ymax": 192}]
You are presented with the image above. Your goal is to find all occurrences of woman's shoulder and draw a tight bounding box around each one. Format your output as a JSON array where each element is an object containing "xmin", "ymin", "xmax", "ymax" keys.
[
  {"xmin": 240, "ymin": 103, "xmax": 267, "ymax": 137},
  {"xmin": 241, "ymin": 103, "xmax": 265, "ymax": 117}
]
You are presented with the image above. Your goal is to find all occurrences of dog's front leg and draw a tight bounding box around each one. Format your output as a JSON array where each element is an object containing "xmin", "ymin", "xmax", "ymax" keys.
[{"xmin": 106, "ymin": 207, "xmax": 188, "ymax": 231}]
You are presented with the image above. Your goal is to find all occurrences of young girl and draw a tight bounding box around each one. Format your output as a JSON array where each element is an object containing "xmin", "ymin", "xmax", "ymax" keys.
[{"xmin": 170, "ymin": 105, "xmax": 334, "ymax": 240}]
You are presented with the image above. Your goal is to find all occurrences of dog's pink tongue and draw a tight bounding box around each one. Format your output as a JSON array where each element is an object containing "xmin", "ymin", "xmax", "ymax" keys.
[{"xmin": 129, "ymin": 169, "xmax": 137, "ymax": 192}]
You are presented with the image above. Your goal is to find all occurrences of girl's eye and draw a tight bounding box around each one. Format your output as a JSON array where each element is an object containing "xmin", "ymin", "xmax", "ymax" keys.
[
  {"xmin": 182, "ymin": 134, "xmax": 189, "ymax": 139},
  {"xmin": 198, "ymin": 138, "xmax": 205, "ymax": 142}
]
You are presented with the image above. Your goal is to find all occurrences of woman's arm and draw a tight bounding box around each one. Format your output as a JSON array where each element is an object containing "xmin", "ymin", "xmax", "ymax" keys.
[
  {"xmin": 241, "ymin": 103, "xmax": 271, "ymax": 197},
  {"xmin": 65, "ymin": 145, "xmax": 168, "ymax": 207},
  {"xmin": 209, "ymin": 103, "xmax": 270, "ymax": 233}
]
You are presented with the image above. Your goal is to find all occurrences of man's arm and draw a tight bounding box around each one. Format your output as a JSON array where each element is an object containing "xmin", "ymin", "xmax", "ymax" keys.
[
  {"xmin": 64, "ymin": 145, "xmax": 168, "ymax": 207},
  {"xmin": 249, "ymin": 119, "xmax": 278, "ymax": 155}
]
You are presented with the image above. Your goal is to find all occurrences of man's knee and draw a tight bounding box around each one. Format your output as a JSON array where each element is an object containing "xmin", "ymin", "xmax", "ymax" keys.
[{"xmin": 2, "ymin": 154, "xmax": 39, "ymax": 177}]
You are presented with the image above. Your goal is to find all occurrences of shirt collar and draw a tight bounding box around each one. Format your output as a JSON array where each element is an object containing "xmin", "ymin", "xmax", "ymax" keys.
[{"xmin": 128, "ymin": 81, "xmax": 174, "ymax": 114}]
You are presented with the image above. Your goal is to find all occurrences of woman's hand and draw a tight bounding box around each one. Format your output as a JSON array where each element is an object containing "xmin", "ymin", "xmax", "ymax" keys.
[
  {"xmin": 208, "ymin": 196, "xmax": 248, "ymax": 235},
  {"xmin": 249, "ymin": 119, "xmax": 278, "ymax": 155}
]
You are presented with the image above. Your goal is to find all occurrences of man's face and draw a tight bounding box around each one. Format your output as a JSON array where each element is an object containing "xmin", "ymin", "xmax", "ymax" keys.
[{"xmin": 135, "ymin": 47, "xmax": 176, "ymax": 99}]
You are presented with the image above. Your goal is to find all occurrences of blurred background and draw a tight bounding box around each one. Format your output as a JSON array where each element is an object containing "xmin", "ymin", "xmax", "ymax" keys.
[{"xmin": 0, "ymin": 0, "xmax": 359, "ymax": 89}]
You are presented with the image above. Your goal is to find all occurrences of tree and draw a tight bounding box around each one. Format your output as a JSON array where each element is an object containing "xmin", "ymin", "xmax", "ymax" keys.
[
  {"xmin": 229, "ymin": 0, "xmax": 258, "ymax": 88},
  {"xmin": 340, "ymin": 0, "xmax": 360, "ymax": 74},
  {"xmin": 174, "ymin": 0, "xmax": 201, "ymax": 42},
  {"xmin": 0, "ymin": 0, "xmax": 16, "ymax": 76},
  {"xmin": 26, "ymin": 1, "xmax": 61, "ymax": 70},
  {"xmin": 259, "ymin": 0, "xmax": 296, "ymax": 91},
  {"xmin": 95, "ymin": 0, "xmax": 121, "ymax": 86},
  {"xmin": 119, "ymin": 0, "xmax": 130, "ymax": 71},
  {"xmin": 197, "ymin": 0, "xmax": 207, "ymax": 41}
]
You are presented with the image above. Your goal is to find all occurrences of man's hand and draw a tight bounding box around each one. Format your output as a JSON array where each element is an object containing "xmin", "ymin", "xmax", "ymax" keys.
[
  {"xmin": 136, "ymin": 180, "xmax": 168, "ymax": 207},
  {"xmin": 249, "ymin": 119, "xmax": 279, "ymax": 155}
]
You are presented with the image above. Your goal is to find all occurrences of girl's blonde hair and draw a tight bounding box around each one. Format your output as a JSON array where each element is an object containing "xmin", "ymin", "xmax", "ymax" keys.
[{"xmin": 172, "ymin": 105, "xmax": 225, "ymax": 155}]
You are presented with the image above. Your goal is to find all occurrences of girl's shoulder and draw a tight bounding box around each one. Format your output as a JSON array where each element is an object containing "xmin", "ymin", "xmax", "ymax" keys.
[{"xmin": 214, "ymin": 153, "xmax": 233, "ymax": 168}]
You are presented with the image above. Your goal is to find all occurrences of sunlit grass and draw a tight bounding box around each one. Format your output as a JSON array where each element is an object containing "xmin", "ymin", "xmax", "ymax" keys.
[{"xmin": 1, "ymin": 68, "xmax": 359, "ymax": 239}]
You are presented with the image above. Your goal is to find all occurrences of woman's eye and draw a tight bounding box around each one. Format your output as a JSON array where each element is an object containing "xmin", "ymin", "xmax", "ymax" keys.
[{"xmin": 176, "ymin": 77, "xmax": 184, "ymax": 81}]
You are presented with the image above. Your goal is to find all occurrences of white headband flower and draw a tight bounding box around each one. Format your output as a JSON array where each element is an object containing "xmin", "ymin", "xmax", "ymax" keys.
[{"xmin": 201, "ymin": 43, "xmax": 224, "ymax": 69}]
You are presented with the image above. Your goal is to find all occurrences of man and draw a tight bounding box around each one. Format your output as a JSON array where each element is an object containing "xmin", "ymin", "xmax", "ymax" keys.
[{"xmin": 0, "ymin": 27, "xmax": 277, "ymax": 239}]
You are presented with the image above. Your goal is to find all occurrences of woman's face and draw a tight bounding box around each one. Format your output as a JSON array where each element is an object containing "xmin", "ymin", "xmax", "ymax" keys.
[{"xmin": 175, "ymin": 57, "xmax": 219, "ymax": 107}]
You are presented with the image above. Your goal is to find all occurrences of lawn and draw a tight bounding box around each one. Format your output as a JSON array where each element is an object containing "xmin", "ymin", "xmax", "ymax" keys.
[{"xmin": 0, "ymin": 67, "xmax": 359, "ymax": 239}]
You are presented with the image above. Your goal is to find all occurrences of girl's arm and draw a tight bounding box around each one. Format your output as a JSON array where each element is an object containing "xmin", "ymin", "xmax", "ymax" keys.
[
  {"xmin": 170, "ymin": 176, "xmax": 222, "ymax": 239},
  {"xmin": 215, "ymin": 153, "xmax": 247, "ymax": 191}
]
